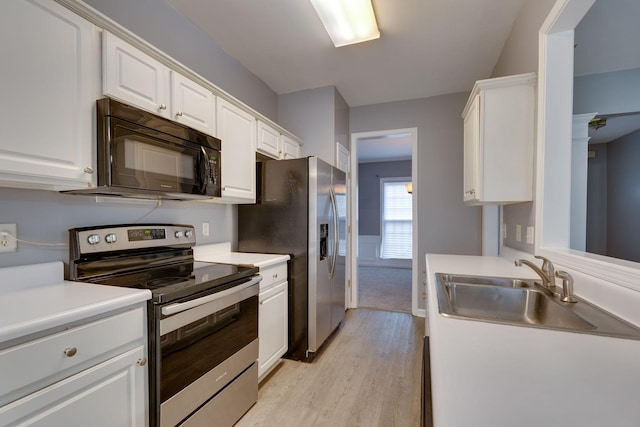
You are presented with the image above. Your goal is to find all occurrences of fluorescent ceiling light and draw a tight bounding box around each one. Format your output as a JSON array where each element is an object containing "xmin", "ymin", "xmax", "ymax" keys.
[{"xmin": 310, "ymin": 0, "xmax": 380, "ymax": 47}]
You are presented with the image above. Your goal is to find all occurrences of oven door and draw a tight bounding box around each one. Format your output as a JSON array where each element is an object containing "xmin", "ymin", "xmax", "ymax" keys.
[
  {"xmin": 107, "ymin": 117, "xmax": 220, "ymax": 196},
  {"xmin": 155, "ymin": 277, "xmax": 260, "ymax": 427}
]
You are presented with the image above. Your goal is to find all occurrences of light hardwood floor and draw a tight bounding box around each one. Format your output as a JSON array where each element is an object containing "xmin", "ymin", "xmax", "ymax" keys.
[{"xmin": 236, "ymin": 309, "xmax": 425, "ymax": 427}]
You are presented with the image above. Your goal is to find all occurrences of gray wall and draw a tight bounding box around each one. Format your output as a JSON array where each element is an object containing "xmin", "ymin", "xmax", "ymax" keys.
[
  {"xmin": 491, "ymin": 0, "xmax": 557, "ymax": 253},
  {"xmin": 84, "ymin": 0, "xmax": 278, "ymax": 120},
  {"xmin": 0, "ymin": 188, "xmax": 233, "ymax": 269},
  {"xmin": 606, "ymin": 130, "xmax": 640, "ymax": 262},
  {"xmin": 351, "ymin": 93, "xmax": 483, "ymax": 311},
  {"xmin": 358, "ymin": 160, "xmax": 412, "ymax": 236},
  {"xmin": 0, "ymin": 0, "xmax": 281, "ymax": 269},
  {"xmin": 574, "ymin": 68, "xmax": 640, "ymax": 116},
  {"xmin": 278, "ymin": 86, "xmax": 349, "ymax": 166}
]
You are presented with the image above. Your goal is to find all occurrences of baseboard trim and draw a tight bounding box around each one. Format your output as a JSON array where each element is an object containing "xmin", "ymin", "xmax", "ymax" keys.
[{"xmin": 358, "ymin": 260, "xmax": 412, "ymax": 269}]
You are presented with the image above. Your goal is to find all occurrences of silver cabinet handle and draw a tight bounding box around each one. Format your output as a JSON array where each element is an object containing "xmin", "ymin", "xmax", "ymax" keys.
[
  {"xmin": 84, "ymin": 167, "xmax": 94, "ymax": 174},
  {"xmin": 159, "ymin": 104, "xmax": 167, "ymax": 110},
  {"xmin": 176, "ymin": 111, "xmax": 183, "ymax": 117},
  {"xmin": 137, "ymin": 357, "xmax": 147, "ymax": 366},
  {"xmin": 63, "ymin": 347, "xmax": 77, "ymax": 357}
]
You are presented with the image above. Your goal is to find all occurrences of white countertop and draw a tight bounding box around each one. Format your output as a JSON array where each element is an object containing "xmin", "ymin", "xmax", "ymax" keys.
[
  {"xmin": 425, "ymin": 253, "xmax": 640, "ymax": 427},
  {"xmin": 194, "ymin": 243, "xmax": 290, "ymax": 268},
  {"xmin": 0, "ymin": 262, "xmax": 151, "ymax": 345}
]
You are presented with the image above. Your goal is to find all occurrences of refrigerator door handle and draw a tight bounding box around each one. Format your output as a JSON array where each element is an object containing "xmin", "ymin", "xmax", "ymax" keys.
[{"xmin": 329, "ymin": 186, "xmax": 339, "ymax": 279}]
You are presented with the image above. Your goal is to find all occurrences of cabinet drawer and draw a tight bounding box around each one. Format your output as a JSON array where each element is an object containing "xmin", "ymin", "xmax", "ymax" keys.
[
  {"xmin": 0, "ymin": 307, "xmax": 145, "ymax": 402},
  {"xmin": 259, "ymin": 263, "xmax": 287, "ymax": 290}
]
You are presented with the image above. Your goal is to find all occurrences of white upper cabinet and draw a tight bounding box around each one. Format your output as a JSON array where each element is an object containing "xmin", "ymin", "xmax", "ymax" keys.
[
  {"xmin": 257, "ymin": 121, "xmax": 281, "ymax": 159},
  {"xmin": 103, "ymin": 31, "xmax": 170, "ymax": 118},
  {"xmin": 216, "ymin": 98, "xmax": 256, "ymax": 203},
  {"xmin": 170, "ymin": 72, "xmax": 216, "ymax": 135},
  {"xmin": 257, "ymin": 121, "xmax": 301, "ymax": 160},
  {"xmin": 281, "ymin": 135, "xmax": 302, "ymax": 159},
  {"xmin": 461, "ymin": 73, "xmax": 536, "ymax": 205},
  {"xmin": 103, "ymin": 31, "xmax": 215, "ymax": 135},
  {"xmin": 0, "ymin": 0, "xmax": 99, "ymax": 190}
]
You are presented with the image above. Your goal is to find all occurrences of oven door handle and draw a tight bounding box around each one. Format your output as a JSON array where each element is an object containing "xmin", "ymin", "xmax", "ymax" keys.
[{"xmin": 161, "ymin": 275, "xmax": 262, "ymax": 317}]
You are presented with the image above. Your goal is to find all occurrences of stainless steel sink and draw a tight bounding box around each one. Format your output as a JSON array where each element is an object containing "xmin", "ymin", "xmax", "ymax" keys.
[
  {"xmin": 442, "ymin": 282, "xmax": 595, "ymax": 330},
  {"xmin": 435, "ymin": 273, "xmax": 640, "ymax": 339},
  {"xmin": 438, "ymin": 274, "xmax": 533, "ymax": 288}
]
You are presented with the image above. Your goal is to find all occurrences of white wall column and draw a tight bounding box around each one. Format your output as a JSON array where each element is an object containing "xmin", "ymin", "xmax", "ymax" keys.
[{"xmin": 570, "ymin": 113, "xmax": 597, "ymax": 251}]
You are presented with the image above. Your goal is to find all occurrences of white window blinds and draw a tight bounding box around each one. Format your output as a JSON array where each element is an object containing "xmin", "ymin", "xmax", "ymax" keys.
[{"xmin": 380, "ymin": 179, "xmax": 412, "ymax": 259}]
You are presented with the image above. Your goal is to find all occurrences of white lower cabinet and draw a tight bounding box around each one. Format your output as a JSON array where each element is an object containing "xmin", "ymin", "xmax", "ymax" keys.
[
  {"xmin": 0, "ymin": 0, "xmax": 99, "ymax": 190},
  {"xmin": 257, "ymin": 261, "xmax": 289, "ymax": 380},
  {"xmin": 259, "ymin": 281, "xmax": 288, "ymax": 380},
  {"xmin": 0, "ymin": 306, "xmax": 148, "ymax": 426},
  {"xmin": 0, "ymin": 346, "xmax": 146, "ymax": 427}
]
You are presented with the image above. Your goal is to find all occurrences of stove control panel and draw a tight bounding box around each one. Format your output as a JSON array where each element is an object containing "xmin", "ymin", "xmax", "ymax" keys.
[{"xmin": 71, "ymin": 224, "xmax": 197, "ymax": 255}]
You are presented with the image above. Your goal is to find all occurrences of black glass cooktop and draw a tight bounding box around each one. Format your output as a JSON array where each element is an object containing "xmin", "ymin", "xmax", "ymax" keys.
[{"xmin": 79, "ymin": 257, "xmax": 257, "ymax": 304}]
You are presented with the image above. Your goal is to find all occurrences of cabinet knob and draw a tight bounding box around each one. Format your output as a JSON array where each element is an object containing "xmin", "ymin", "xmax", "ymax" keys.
[
  {"xmin": 84, "ymin": 167, "xmax": 94, "ymax": 174},
  {"xmin": 63, "ymin": 347, "xmax": 77, "ymax": 358},
  {"xmin": 273, "ymin": 273, "xmax": 278, "ymax": 279},
  {"xmin": 159, "ymin": 104, "xmax": 167, "ymax": 110},
  {"xmin": 137, "ymin": 357, "xmax": 147, "ymax": 366},
  {"xmin": 176, "ymin": 111, "xmax": 183, "ymax": 117}
]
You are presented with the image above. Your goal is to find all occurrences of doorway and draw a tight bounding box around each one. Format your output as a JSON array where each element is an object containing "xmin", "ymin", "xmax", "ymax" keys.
[{"xmin": 348, "ymin": 128, "xmax": 419, "ymax": 315}]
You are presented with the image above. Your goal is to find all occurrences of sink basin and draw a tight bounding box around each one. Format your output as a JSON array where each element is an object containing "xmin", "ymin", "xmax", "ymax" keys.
[
  {"xmin": 442, "ymin": 282, "xmax": 595, "ymax": 330},
  {"xmin": 435, "ymin": 272, "xmax": 640, "ymax": 339},
  {"xmin": 438, "ymin": 273, "xmax": 533, "ymax": 288}
]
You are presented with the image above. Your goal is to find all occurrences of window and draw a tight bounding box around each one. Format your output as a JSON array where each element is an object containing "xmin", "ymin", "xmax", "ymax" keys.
[{"xmin": 380, "ymin": 177, "xmax": 412, "ymax": 259}]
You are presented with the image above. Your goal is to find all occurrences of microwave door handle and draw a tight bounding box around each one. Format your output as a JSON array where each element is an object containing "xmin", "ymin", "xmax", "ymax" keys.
[{"xmin": 198, "ymin": 147, "xmax": 208, "ymax": 194}]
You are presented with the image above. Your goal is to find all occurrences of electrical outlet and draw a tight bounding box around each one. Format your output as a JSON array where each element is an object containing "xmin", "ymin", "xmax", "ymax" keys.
[
  {"xmin": 526, "ymin": 226, "xmax": 535, "ymax": 244},
  {"xmin": 202, "ymin": 222, "xmax": 210, "ymax": 237},
  {"xmin": 515, "ymin": 224, "xmax": 522, "ymax": 242},
  {"xmin": 0, "ymin": 224, "xmax": 17, "ymax": 252}
]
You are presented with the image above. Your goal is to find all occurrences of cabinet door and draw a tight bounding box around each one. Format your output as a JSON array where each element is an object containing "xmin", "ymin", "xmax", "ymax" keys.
[
  {"xmin": 0, "ymin": 346, "xmax": 147, "ymax": 427},
  {"xmin": 281, "ymin": 135, "xmax": 301, "ymax": 159},
  {"xmin": 258, "ymin": 281, "xmax": 288, "ymax": 379},
  {"xmin": 463, "ymin": 95, "xmax": 480, "ymax": 202},
  {"xmin": 103, "ymin": 31, "xmax": 170, "ymax": 118},
  {"xmin": 170, "ymin": 72, "xmax": 216, "ymax": 136},
  {"xmin": 216, "ymin": 98, "xmax": 256, "ymax": 202},
  {"xmin": 0, "ymin": 0, "xmax": 98, "ymax": 190},
  {"xmin": 257, "ymin": 121, "xmax": 281, "ymax": 159}
]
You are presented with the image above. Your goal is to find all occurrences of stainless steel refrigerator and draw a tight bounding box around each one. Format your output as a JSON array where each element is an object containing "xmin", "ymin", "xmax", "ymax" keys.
[{"xmin": 238, "ymin": 156, "xmax": 346, "ymax": 361}]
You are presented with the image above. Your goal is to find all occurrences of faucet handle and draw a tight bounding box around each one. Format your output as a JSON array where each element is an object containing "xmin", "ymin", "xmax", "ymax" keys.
[{"xmin": 534, "ymin": 255, "xmax": 555, "ymax": 279}]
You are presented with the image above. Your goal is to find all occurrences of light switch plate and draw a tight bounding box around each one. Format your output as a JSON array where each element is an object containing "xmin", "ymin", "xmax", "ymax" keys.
[
  {"xmin": 202, "ymin": 222, "xmax": 210, "ymax": 237},
  {"xmin": 516, "ymin": 224, "xmax": 522, "ymax": 242}
]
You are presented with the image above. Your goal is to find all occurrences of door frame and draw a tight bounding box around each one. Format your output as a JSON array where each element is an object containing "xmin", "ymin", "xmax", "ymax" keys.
[{"xmin": 348, "ymin": 127, "xmax": 421, "ymax": 316}]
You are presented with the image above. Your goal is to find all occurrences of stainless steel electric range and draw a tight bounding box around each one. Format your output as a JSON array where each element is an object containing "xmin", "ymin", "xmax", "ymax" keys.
[{"xmin": 69, "ymin": 224, "xmax": 261, "ymax": 427}]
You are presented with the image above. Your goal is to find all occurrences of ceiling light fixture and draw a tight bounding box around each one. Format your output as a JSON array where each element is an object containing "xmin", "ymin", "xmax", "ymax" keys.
[{"xmin": 310, "ymin": 0, "xmax": 380, "ymax": 47}]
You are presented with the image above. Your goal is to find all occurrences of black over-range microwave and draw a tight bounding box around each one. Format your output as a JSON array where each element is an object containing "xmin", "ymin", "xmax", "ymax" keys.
[{"xmin": 66, "ymin": 97, "xmax": 221, "ymax": 200}]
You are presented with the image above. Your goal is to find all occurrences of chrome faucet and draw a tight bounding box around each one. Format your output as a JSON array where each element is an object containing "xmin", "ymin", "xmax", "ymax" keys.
[{"xmin": 514, "ymin": 255, "xmax": 555, "ymax": 288}]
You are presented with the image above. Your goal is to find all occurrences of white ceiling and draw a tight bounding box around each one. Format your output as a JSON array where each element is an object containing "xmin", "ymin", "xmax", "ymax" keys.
[
  {"xmin": 589, "ymin": 113, "xmax": 640, "ymax": 145},
  {"xmin": 167, "ymin": 0, "xmax": 525, "ymax": 108}
]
